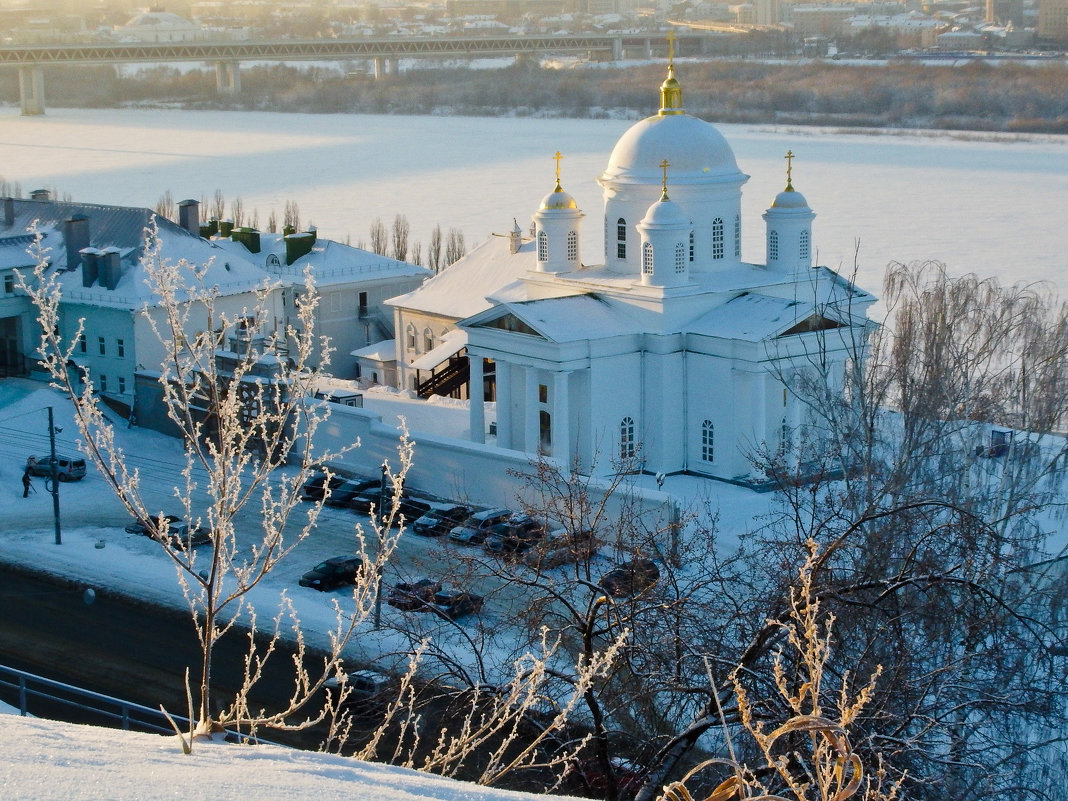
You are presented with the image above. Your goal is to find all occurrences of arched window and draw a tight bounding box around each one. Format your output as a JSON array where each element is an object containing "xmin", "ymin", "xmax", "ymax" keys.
[
  {"xmin": 712, "ymin": 217, "xmax": 725, "ymax": 260},
  {"xmin": 567, "ymin": 230, "xmax": 578, "ymax": 262},
  {"xmin": 701, "ymin": 420, "xmax": 714, "ymax": 462},
  {"xmin": 423, "ymin": 327, "xmax": 434, "ymax": 353},
  {"xmin": 689, "ymin": 229, "xmax": 695, "ymax": 262},
  {"xmin": 675, "ymin": 242, "xmax": 686, "ymax": 273},
  {"xmin": 800, "ymin": 230, "xmax": 810, "ymax": 262},
  {"xmin": 620, "ymin": 417, "xmax": 636, "ymax": 459},
  {"xmin": 734, "ymin": 216, "xmax": 741, "ymax": 258},
  {"xmin": 405, "ymin": 323, "xmax": 417, "ymax": 352},
  {"xmin": 769, "ymin": 231, "xmax": 779, "ymax": 261},
  {"xmin": 537, "ymin": 230, "xmax": 548, "ymax": 262},
  {"xmin": 616, "ymin": 218, "xmax": 627, "ymax": 260},
  {"xmin": 642, "ymin": 242, "xmax": 654, "ymax": 275}
]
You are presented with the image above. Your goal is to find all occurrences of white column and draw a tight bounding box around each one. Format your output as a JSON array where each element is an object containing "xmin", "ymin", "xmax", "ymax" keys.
[
  {"xmin": 469, "ymin": 353, "xmax": 485, "ymax": 444},
  {"xmin": 751, "ymin": 371, "xmax": 768, "ymax": 446},
  {"xmin": 496, "ymin": 362, "xmax": 512, "ymax": 449},
  {"xmin": 524, "ymin": 368, "xmax": 540, "ymax": 454},
  {"xmin": 19, "ymin": 67, "xmax": 45, "ymax": 116},
  {"xmin": 552, "ymin": 371, "xmax": 571, "ymax": 466}
]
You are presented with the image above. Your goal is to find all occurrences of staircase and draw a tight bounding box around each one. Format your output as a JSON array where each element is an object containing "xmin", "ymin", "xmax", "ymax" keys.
[{"xmin": 417, "ymin": 355, "xmax": 469, "ymax": 399}]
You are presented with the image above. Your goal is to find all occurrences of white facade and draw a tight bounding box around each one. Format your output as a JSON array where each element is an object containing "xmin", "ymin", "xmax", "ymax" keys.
[{"xmin": 401, "ymin": 60, "xmax": 876, "ymax": 484}]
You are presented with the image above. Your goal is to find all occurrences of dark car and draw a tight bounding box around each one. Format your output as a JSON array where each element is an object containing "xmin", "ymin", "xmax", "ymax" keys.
[
  {"xmin": 448, "ymin": 507, "xmax": 512, "ymax": 545},
  {"xmin": 324, "ymin": 668, "xmax": 394, "ymax": 714},
  {"xmin": 27, "ymin": 454, "xmax": 86, "ymax": 481},
  {"xmin": 483, "ymin": 515, "xmax": 546, "ymax": 557},
  {"xmin": 125, "ymin": 514, "xmax": 182, "ymax": 536},
  {"xmin": 300, "ymin": 472, "xmax": 347, "ymax": 502},
  {"xmin": 386, "ymin": 578, "xmax": 442, "ymax": 611},
  {"xmin": 324, "ymin": 477, "xmax": 379, "ymax": 508},
  {"xmin": 299, "ymin": 556, "xmax": 367, "ymax": 591},
  {"xmin": 350, "ymin": 486, "xmax": 433, "ymax": 525},
  {"xmin": 598, "ymin": 558, "xmax": 660, "ymax": 598},
  {"xmin": 430, "ymin": 589, "xmax": 484, "ymax": 619},
  {"xmin": 125, "ymin": 515, "xmax": 212, "ymax": 550},
  {"xmin": 525, "ymin": 528, "xmax": 597, "ymax": 569},
  {"xmin": 412, "ymin": 503, "xmax": 473, "ymax": 537}
]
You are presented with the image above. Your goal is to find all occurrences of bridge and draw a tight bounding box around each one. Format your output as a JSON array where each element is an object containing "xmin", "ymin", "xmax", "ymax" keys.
[{"xmin": 0, "ymin": 31, "xmax": 725, "ymax": 115}]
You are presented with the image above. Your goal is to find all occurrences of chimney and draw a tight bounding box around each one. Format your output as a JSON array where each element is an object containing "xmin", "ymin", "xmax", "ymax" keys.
[
  {"xmin": 178, "ymin": 199, "xmax": 200, "ymax": 236},
  {"xmin": 3, "ymin": 197, "xmax": 13, "ymax": 228},
  {"xmin": 100, "ymin": 247, "xmax": 122, "ymax": 290},
  {"xmin": 231, "ymin": 227, "xmax": 261, "ymax": 254},
  {"xmin": 64, "ymin": 215, "xmax": 90, "ymax": 271},
  {"xmin": 285, "ymin": 232, "xmax": 315, "ymax": 265},
  {"xmin": 80, "ymin": 248, "xmax": 100, "ymax": 288},
  {"xmin": 30, "ymin": 188, "xmax": 51, "ymax": 201},
  {"xmin": 509, "ymin": 218, "xmax": 522, "ymax": 255},
  {"xmin": 219, "ymin": 219, "xmax": 234, "ymax": 237}
]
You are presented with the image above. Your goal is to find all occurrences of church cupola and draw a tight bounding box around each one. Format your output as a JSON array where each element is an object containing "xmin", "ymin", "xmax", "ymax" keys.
[
  {"xmin": 533, "ymin": 151, "xmax": 583, "ymax": 273},
  {"xmin": 763, "ymin": 150, "xmax": 815, "ymax": 272},
  {"xmin": 636, "ymin": 160, "xmax": 691, "ymax": 287},
  {"xmin": 659, "ymin": 30, "xmax": 684, "ymax": 115}
]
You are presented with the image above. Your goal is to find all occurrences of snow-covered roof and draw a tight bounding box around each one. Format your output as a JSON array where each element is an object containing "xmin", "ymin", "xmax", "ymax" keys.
[
  {"xmin": 410, "ymin": 329, "xmax": 467, "ymax": 370},
  {"xmin": 213, "ymin": 234, "xmax": 430, "ymax": 288},
  {"xmin": 3, "ymin": 198, "xmax": 271, "ymax": 309},
  {"xmin": 387, "ymin": 233, "xmax": 537, "ymax": 320},
  {"xmin": 464, "ymin": 295, "xmax": 644, "ymax": 344},
  {"xmin": 688, "ymin": 292, "xmax": 827, "ymax": 341},
  {"xmin": 352, "ymin": 339, "xmax": 396, "ymax": 361}
]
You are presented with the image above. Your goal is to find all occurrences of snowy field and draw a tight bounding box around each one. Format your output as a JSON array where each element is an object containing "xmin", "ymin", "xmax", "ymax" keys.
[{"xmin": 1, "ymin": 107, "xmax": 1066, "ymax": 307}]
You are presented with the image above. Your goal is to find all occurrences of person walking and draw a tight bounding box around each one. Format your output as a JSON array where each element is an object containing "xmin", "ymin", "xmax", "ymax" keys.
[{"xmin": 22, "ymin": 469, "xmax": 32, "ymax": 498}]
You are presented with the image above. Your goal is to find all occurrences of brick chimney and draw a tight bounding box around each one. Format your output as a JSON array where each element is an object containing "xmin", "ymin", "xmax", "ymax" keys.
[
  {"xmin": 3, "ymin": 197, "xmax": 14, "ymax": 228},
  {"xmin": 100, "ymin": 247, "xmax": 122, "ymax": 290},
  {"xmin": 80, "ymin": 248, "xmax": 100, "ymax": 288},
  {"xmin": 178, "ymin": 199, "xmax": 200, "ymax": 236},
  {"xmin": 64, "ymin": 215, "xmax": 90, "ymax": 271}
]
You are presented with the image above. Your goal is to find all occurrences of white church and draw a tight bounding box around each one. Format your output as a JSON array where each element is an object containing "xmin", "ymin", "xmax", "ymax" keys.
[{"xmin": 386, "ymin": 56, "xmax": 876, "ymax": 486}]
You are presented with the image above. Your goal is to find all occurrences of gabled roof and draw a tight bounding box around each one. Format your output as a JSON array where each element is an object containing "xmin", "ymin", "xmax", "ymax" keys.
[
  {"xmin": 688, "ymin": 292, "xmax": 849, "ymax": 342},
  {"xmin": 387, "ymin": 233, "xmax": 537, "ymax": 320},
  {"xmin": 463, "ymin": 294, "xmax": 643, "ymax": 344}
]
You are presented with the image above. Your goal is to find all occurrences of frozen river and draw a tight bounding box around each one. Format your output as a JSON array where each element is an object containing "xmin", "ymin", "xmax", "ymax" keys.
[{"xmin": 2, "ymin": 106, "xmax": 1066, "ymax": 300}]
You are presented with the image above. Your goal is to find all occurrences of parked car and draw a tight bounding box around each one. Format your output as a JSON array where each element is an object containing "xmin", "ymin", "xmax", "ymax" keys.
[
  {"xmin": 125, "ymin": 514, "xmax": 212, "ymax": 550},
  {"xmin": 448, "ymin": 508, "xmax": 512, "ymax": 545},
  {"xmin": 429, "ymin": 589, "xmax": 484, "ymax": 619},
  {"xmin": 483, "ymin": 515, "xmax": 546, "ymax": 557},
  {"xmin": 324, "ymin": 668, "xmax": 394, "ymax": 713},
  {"xmin": 386, "ymin": 578, "xmax": 442, "ymax": 611},
  {"xmin": 324, "ymin": 476, "xmax": 379, "ymax": 508},
  {"xmin": 26, "ymin": 454, "xmax": 86, "ymax": 481},
  {"xmin": 412, "ymin": 503, "xmax": 473, "ymax": 537},
  {"xmin": 299, "ymin": 556, "xmax": 368, "ymax": 591},
  {"xmin": 524, "ymin": 528, "xmax": 597, "ymax": 569},
  {"xmin": 299, "ymin": 472, "xmax": 347, "ymax": 502},
  {"xmin": 598, "ymin": 558, "xmax": 660, "ymax": 597},
  {"xmin": 351, "ymin": 487, "xmax": 435, "ymax": 525}
]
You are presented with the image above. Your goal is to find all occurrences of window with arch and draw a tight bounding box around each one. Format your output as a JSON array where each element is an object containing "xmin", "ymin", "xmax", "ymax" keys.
[
  {"xmin": 642, "ymin": 242, "xmax": 654, "ymax": 275},
  {"xmin": 423, "ymin": 327, "xmax": 434, "ymax": 353},
  {"xmin": 800, "ymin": 230, "xmax": 810, "ymax": 262},
  {"xmin": 712, "ymin": 217, "xmax": 725, "ymax": 260},
  {"xmin": 616, "ymin": 218, "xmax": 627, "ymax": 260},
  {"xmin": 734, "ymin": 216, "xmax": 741, "ymax": 258},
  {"xmin": 689, "ymin": 229, "xmax": 695, "ymax": 262},
  {"xmin": 701, "ymin": 420, "xmax": 714, "ymax": 462},
  {"xmin": 675, "ymin": 242, "xmax": 686, "ymax": 273},
  {"xmin": 620, "ymin": 417, "xmax": 636, "ymax": 459},
  {"xmin": 537, "ymin": 230, "xmax": 548, "ymax": 262},
  {"xmin": 567, "ymin": 230, "xmax": 578, "ymax": 262},
  {"xmin": 769, "ymin": 231, "xmax": 779, "ymax": 261},
  {"xmin": 405, "ymin": 323, "xmax": 417, "ymax": 352}
]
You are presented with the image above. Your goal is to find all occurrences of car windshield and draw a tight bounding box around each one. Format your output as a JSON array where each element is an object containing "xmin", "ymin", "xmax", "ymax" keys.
[{"xmin": 312, "ymin": 561, "xmax": 333, "ymax": 572}]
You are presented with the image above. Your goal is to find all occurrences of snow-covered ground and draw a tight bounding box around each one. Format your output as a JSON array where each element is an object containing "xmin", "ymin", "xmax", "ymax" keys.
[{"xmin": 0, "ymin": 709, "xmax": 575, "ymax": 801}]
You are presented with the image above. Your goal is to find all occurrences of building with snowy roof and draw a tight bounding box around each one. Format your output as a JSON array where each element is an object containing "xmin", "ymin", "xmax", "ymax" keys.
[{"xmin": 387, "ymin": 53, "xmax": 877, "ymax": 486}]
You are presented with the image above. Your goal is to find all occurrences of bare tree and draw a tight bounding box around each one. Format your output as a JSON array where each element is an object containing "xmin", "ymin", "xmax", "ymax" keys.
[
  {"xmin": 410, "ymin": 241, "xmax": 423, "ymax": 267},
  {"xmin": 230, "ymin": 196, "xmax": 245, "ymax": 229},
  {"xmin": 391, "ymin": 214, "xmax": 410, "ymax": 262},
  {"xmin": 155, "ymin": 190, "xmax": 176, "ymax": 221},
  {"xmin": 428, "ymin": 224, "xmax": 443, "ymax": 273},
  {"xmin": 445, "ymin": 228, "xmax": 466, "ymax": 266},
  {"xmin": 283, "ymin": 200, "xmax": 301, "ymax": 232},
  {"xmin": 266, "ymin": 208, "xmax": 278, "ymax": 233},
  {"xmin": 369, "ymin": 217, "xmax": 388, "ymax": 256},
  {"xmin": 211, "ymin": 189, "xmax": 226, "ymax": 223}
]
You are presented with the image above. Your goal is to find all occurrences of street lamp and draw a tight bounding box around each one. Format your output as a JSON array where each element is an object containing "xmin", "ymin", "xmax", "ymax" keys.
[{"xmin": 47, "ymin": 405, "xmax": 62, "ymax": 546}]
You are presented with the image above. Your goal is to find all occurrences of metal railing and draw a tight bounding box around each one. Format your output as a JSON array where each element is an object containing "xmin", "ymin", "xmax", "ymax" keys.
[{"xmin": 0, "ymin": 663, "xmax": 282, "ymax": 745}]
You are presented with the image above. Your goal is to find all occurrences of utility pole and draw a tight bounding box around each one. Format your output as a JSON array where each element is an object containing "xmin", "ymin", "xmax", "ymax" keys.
[
  {"xmin": 47, "ymin": 405, "xmax": 62, "ymax": 545},
  {"xmin": 373, "ymin": 462, "xmax": 387, "ymax": 630}
]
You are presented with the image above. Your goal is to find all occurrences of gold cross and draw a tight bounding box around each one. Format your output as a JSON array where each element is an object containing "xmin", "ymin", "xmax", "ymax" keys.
[
  {"xmin": 785, "ymin": 150, "xmax": 794, "ymax": 189},
  {"xmin": 553, "ymin": 151, "xmax": 563, "ymax": 187},
  {"xmin": 660, "ymin": 158, "xmax": 670, "ymax": 195},
  {"xmin": 666, "ymin": 29, "xmax": 676, "ymax": 65}
]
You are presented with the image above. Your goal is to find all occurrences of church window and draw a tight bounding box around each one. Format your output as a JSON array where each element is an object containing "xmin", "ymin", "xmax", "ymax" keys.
[
  {"xmin": 769, "ymin": 231, "xmax": 779, "ymax": 261},
  {"xmin": 616, "ymin": 218, "xmax": 627, "ymax": 260},
  {"xmin": 675, "ymin": 242, "xmax": 686, "ymax": 273},
  {"xmin": 642, "ymin": 242, "xmax": 654, "ymax": 275},
  {"xmin": 100, "ymin": 374, "xmax": 108, "ymax": 393},
  {"xmin": 689, "ymin": 229, "xmax": 695, "ymax": 262},
  {"xmin": 423, "ymin": 327, "xmax": 434, "ymax": 352},
  {"xmin": 537, "ymin": 231, "xmax": 548, "ymax": 262},
  {"xmin": 712, "ymin": 218, "xmax": 724, "ymax": 260},
  {"xmin": 734, "ymin": 216, "xmax": 741, "ymax": 258},
  {"xmin": 567, "ymin": 231, "xmax": 578, "ymax": 262},
  {"xmin": 701, "ymin": 420, "xmax": 714, "ymax": 462},
  {"xmin": 620, "ymin": 417, "xmax": 636, "ymax": 459},
  {"xmin": 78, "ymin": 334, "xmax": 86, "ymax": 353},
  {"xmin": 540, "ymin": 410, "xmax": 551, "ymax": 451},
  {"xmin": 538, "ymin": 384, "xmax": 548, "ymax": 404},
  {"xmin": 406, "ymin": 324, "xmax": 417, "ymax": 352},
  {"xmin": 800, "ymin": 230, "xmax": 810, "ymax": 262}
]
